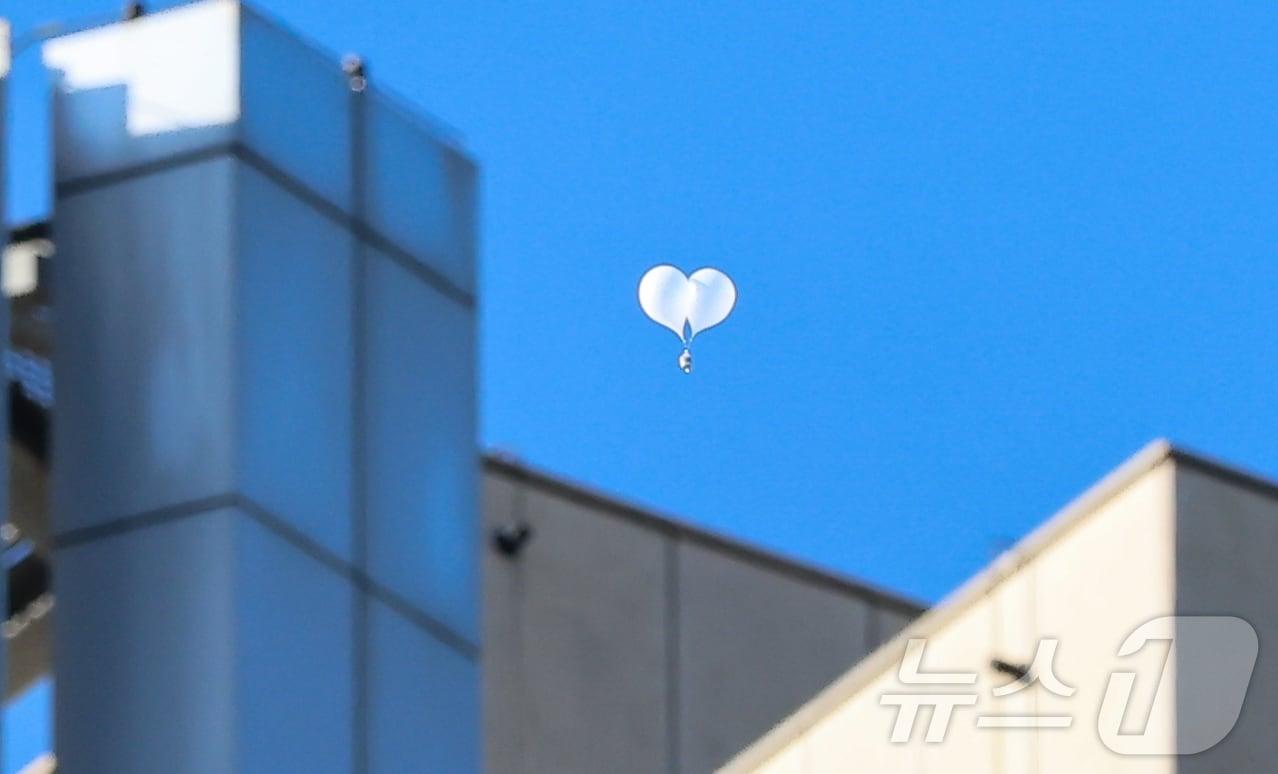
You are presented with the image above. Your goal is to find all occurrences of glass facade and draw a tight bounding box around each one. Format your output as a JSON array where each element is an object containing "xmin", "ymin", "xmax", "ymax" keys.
[
  {"xmin": 42, "ymin": 0, "xmax": 240, "ymax": 183},
  {"xmin": 235, "ymin": 514, "xmax": 355, "ymax": 774},
  {"xmin": 367, "ymin": 597, "xmax": 479, "ymax": 773},
  {"xmin": 236, "ymin": 162, "xmax": 355, "ymax": 562},
  {"xmin": 361, "ymin": 92, "xmax": 477, "ymax": 294},
  {"xmin": 54, "ymin": 157, "xmax": 237, "ymax": 532},
  {"xmin": 364, "ymin": 245, "xmax": 478, "ymax": 643},
  {"xmin": 49, "ymin": 3, "xmax": 480, "ymax": 768},
  {"xmin": 54, "ymin": 510, "xmax": 238, "ymax": 773},
  {"xmin": 239, "ymin": 7, "xmax": 352, "ymax": 213}
]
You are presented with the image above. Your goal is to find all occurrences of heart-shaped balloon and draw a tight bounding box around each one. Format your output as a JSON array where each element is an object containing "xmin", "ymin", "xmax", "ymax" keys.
[{"xmin": 638, "ymin": 265, "xmax": 737, "ymax": 342}]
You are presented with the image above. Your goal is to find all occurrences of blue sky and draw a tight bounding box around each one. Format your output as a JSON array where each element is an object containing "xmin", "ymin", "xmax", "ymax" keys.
[
  {"xmin": 8, "ymin": 1, "xmax": 1278, "ymax": 611},
  {"xmin": 2, "ymin": 680, "xmax": 49, "ymax": 772}
]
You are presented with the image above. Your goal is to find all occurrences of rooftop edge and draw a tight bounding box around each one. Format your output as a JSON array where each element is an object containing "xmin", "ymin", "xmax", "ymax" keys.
[
  {"xmin": 482, "ymin": 451, "xmax": 927, "ymax": 616},
  {"xmin": 723, "ymin": 438, "xmax": 1278, "ymax": 772}
]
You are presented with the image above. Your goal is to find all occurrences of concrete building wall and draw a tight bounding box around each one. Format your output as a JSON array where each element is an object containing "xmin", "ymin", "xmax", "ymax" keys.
[
  {"xmin": 676, "ymin": 542, "xmax": 879, "ymax": 772},
  {"xmin": 728, "ymin": 443, "xmax": 1187, "ymax": 774},
  {"xmin": 1174, "ymin": 462, "xmax": 1278, "ymax": 772},
  {"xmin": 483, "ymin": 459, "xmax": 922, "ymax": 774}
]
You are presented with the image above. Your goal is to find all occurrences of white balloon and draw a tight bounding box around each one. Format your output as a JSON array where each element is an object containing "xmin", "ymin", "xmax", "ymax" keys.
[
  {"xmin": 638, "ymin": 264, "xmax": 694, "ymax": 339},
  {"xmin": 687, "ymin": 268, "xmax": 737, "ymax": 337},
  {"xmin": 637, "ymin": 264, "xmax": 736, "ymax": 343}
]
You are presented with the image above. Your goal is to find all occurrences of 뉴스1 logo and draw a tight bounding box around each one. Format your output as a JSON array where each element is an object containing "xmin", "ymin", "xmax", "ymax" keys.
[{"xmin": 880, "ymin": 615, "xmax": 1257, "ymax": 756}]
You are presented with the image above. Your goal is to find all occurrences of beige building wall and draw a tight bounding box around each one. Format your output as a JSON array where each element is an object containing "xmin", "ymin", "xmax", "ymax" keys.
[{"xmin": 727, "ymin": 441, "xmax": 1277, "ymax": 774}]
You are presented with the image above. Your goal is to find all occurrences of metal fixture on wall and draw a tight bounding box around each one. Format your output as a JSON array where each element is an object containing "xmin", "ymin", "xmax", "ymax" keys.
[{"xmin": 492, "ymin": 522, "xmax": 533, "ymax": 558}]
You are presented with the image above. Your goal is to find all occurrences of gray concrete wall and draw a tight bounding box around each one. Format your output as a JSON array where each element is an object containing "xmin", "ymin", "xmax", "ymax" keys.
[
  {"xmin": 483, "ymin": 459, "xmax": 922, "ymax": 773},
  {"xmin": 1174, "ymin": 459, "xmax": 1278, "ymax": 773}
]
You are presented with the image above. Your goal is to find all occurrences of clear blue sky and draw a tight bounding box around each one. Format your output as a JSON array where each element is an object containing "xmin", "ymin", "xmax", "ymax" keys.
[
  {"xmin": 2, "ymin": 679, "xmax": 49, "ymax": 772},
  {"xmin": 8, "ymin": 1, "xmax": 1278, "ymax": 608}
]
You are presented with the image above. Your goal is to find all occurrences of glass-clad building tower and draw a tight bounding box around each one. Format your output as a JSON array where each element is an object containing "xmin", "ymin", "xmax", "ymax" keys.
[{"xmin": 45, "ymin": 3, "xmax": 478, "ymax": 771}]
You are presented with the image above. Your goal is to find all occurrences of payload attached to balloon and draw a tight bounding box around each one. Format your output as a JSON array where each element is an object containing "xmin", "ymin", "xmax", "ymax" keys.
[{"xmin": 637, "ymin": 265, "xmax": 736, "ymax": 373}]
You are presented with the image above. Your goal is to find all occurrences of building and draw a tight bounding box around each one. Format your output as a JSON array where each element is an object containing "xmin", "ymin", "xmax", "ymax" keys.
[
  {"xmin": 725, "ymin": 441, "xmax": 1277, "ymax": 773},
  {"xmin": 483, "ymin": 456, "xmax": 919, "ymax": 773},
  {"xmin": 47, "ymin": 2, "xmax": 480, "ymax": 770}
]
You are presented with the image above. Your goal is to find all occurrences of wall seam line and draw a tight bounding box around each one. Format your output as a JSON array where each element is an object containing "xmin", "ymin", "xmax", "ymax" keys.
[
  {"xmin": 50, "ymin": 492, "xmax": 480, "ymax": 660},
  {"xmin": 666, "ymin": 535, "xmax": 682, "ymax": 774},
  {"xmin": 350, "ymin": 74, "xmax": 371, "ymax": 774},
  {"xmin": 55, "ymin": 141, "xmax": 475, "ymax": 309}
]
